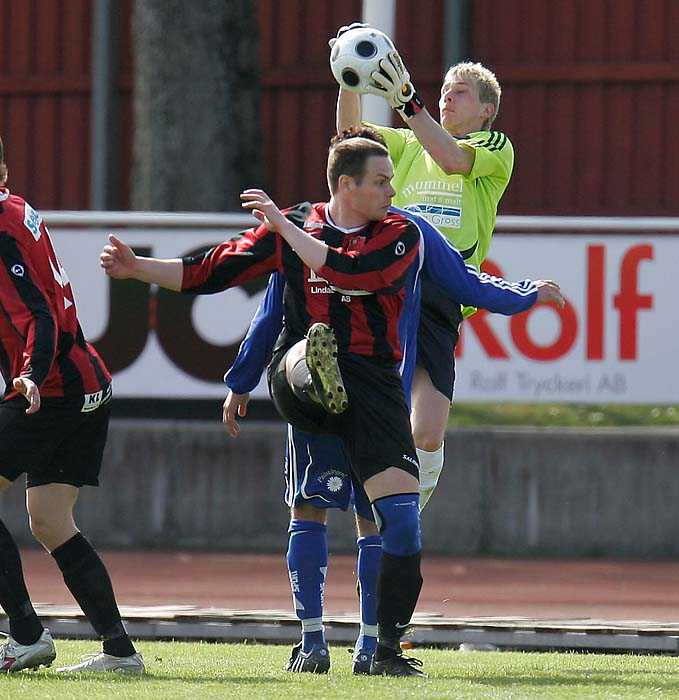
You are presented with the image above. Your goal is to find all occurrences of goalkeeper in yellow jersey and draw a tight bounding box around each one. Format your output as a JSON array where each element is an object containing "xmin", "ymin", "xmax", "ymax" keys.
[{"xmin": 334, "ymin": 25, "xmax": 513, "ymax": 509}]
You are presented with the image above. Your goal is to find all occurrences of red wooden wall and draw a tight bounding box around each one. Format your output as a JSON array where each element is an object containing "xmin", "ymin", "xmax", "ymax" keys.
[
  {"xmin": 0, "ymin": 0, "xmax": 677, "ymax": 216},
  {"xmin": 473, "ymin": 0, "xmax": 679, "ymax": 215},
  {"xmin": 0, "ymin": 0, "xmax": 133, "ymax": 210},
  {"xmin": 256, "ymin": 1, "xmax": 362, "ymax": 204}
]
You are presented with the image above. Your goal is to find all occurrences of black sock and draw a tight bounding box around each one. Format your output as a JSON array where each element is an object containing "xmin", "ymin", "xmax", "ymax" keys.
[
  {"xmin": 0, "ymin": 519, "xmax": 43, "ymax": 645},
  {"xmin": 375, "ymin": 551, "xmax": 423, "ymax": 654},
  {"xmin": 51, "ymin": 533, "xmax": 135, "ymax": 657}
]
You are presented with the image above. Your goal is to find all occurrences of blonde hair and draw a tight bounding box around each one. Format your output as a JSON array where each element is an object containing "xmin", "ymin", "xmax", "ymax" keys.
[{"xmin": 444, "ymin": 62, "xmax": 501, "ymax": 129}]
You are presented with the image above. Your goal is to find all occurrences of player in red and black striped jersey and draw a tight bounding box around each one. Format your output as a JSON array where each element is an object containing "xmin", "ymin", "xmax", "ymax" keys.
[
  {"xmin": 0, "ymin": 188, "xmax": 110, "ymax": 406},
  {"xmin": 181, "ymin": 200, "xmax": 418, "ymax": 364},
  {"xmin": 0, "ymin": 139, "xmax": 144, "ymax": 674},
  {"xmin": 101, "ymin": 134, "xmax": 428, "ymax": 676}
]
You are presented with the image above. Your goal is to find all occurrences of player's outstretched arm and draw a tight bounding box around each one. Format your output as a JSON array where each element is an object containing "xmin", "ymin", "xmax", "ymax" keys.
[
  {"xmin": 100, "ymin": 234, "xmax": 183, "ymax": 291},
  {"xmin": 13, "ymin": 377, "xmax": 40, "ymax": 415},
  {"xmin": 222, "ymin": 390, "xmax": 250, "ymax": 438}
]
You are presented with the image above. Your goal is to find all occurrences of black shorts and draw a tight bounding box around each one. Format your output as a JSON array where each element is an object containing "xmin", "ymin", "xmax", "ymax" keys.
[
  {"xmin": 416, "ymin": 276, "xmax": 464, "ymax": 401},
  {"xmin": 0, "ymin": 396, "xmax": 111, "ymax": 489},
  {"xmin": 269, "ymin": 350, "xmax": 419, "ymax": 483}
]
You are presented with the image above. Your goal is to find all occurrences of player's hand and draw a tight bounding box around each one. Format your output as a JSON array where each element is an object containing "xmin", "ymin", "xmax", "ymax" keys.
[
  {"xmin": 13, "ymin": 377, "xmax": 40, "ymax": 415},
  {"xmin": 370, "ymin": 50, "xmax": 414, "ymax": 102},
  {"xmin": 370, "ymin": 50, "xmax": 423, "ymax": 118},
  {"xmin": 535, "ymin": 280, "xmax": 565, "ymax": 308},
  {"xmin": 240, "ymin": 189, "xmax": 287, "ymax": 232},
  {"xmin": 223, "ymin": 390, "xmax": 250, "ymax": 438},
  {"xmin": 328, "ymin": 22, "xmax": 369, "ymax": 49},
  {"xmin": 100, "ymin": 234, "xmax": 138, "ymax": 279}
]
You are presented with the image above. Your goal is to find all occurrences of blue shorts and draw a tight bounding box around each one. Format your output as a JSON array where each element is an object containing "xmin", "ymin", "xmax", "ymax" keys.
[
  {"xmin": 284, "ymin": 425, "xmax": 374, "ymax": 521},
  {"xmin": 416, "ymin": 276, "xmax": 464, "ymax": 401}
]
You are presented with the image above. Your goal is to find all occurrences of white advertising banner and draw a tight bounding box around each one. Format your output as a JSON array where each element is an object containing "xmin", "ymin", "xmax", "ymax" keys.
[
  {"xmin": 51, "ymin": 228, "xmax": 268, "ymax": 399},
  {"xmin": 454, "ymin": 234, "xmax": 676, "ymax": 403},
  {"xmin": 48, "ymin": 228, "xmax": 677, "ymax": 403}
]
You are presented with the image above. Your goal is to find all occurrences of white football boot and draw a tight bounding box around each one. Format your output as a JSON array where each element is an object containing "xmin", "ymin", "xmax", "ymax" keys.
[
  {"xmin": 0, "ymin": 628, "xmax": 56, "ymax": 672},
  {"xmin": 56, "ymin": 651, "xmax": 145, "ymax": 674}
]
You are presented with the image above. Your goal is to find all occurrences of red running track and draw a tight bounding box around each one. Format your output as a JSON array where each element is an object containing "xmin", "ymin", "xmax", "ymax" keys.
[{"xmin": 19, "ymin": 549, "xmax": 679, "ymax": 622}]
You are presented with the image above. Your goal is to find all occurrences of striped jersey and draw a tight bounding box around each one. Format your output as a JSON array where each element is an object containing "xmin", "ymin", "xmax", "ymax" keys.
[
  {"xmin": 224, "ymin": 207, "xmax": 538, "ymax": 398},
  {"xmin": 181, "ymin": 202, "xmax": 420, "ymax": 363},
  {"xmin": 0, "ymin": 188, "xmax": 111, "ymax": 402}
]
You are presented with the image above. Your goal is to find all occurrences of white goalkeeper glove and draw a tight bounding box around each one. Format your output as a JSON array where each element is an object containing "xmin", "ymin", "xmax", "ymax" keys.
[
  {"xmin": 370, "ymin": 50, "xmax": 424, "ymax": 119},
  {"xmin": 328, "ymin": 22, "xmax": 369, "ymax": 49}
]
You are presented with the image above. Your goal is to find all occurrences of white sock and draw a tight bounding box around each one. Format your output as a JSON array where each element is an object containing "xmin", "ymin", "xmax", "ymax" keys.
[{"xmin": 417, "ymin": 443, "xmax": 444, "ymax": 510}]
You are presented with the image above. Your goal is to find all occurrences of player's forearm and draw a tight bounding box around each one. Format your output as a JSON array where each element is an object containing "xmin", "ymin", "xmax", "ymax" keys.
[
  {"xmin": 129, "ymin": 257, "xmax": 184, "ymax": 291},
  {"xmin": 336, "ymin": 88, "xmax": 362, "ymax": 133},
  {"xmin": 277, "ymin": 220, "xmax": 328, "ymax": 271},
  {"xmin": 406, "ymin": 109, "xmax": 475, "ymax": 175}
]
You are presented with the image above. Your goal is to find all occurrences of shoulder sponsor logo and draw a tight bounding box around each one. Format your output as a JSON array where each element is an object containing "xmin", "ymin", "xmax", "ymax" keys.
[
  {"xmin": 11, "ymin": 264, "xmax": 24, "ymax": 277},
  {"xmin": 395, "ymin": 241, "xmax": 406, "ymax": 256},
  {"xmin": 23, "ymin": 203, "xmax": 43, "ymax": 241},
  {"xmin": 303, "ymin": 221, "xmax": 324, "ymax": 231}
]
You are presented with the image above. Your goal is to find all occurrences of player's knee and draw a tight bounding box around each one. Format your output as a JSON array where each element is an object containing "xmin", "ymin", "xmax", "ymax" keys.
[
  {"xmin": 28, "ymin": 512, "xmax": 57, "ymax": 545},
  {"xmin": 412, "ymin": 427, "xmax": 444, "ymax": 453},
  {"xmin": 371, "ymin": 493, "xmax": 421, "ymax": 557},
  {"xmin": 28, "ymin": 511, "xmax": 76, "ymax": 549},
  {"xmin": 355, "ymin": 513, "xmax": 379, "ymax": 538},
  {"xmin": 291, "ymin": 503, "xmax": 328, "ymax": 523}
]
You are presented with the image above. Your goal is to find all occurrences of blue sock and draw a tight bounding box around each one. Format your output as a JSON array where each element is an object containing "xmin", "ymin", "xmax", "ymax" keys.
[
  {"xmin": 286, "ymin": 519, "xmax": 327, "ymax": 651},
  {"xmin": 355, "ymin": 535, "xmax": 381, "ymax": 654}
]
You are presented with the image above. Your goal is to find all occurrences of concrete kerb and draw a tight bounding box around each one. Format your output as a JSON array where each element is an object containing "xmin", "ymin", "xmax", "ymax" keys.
[{"xmin": 11, "ymin": 605, "xmax": 679, "ymax": 654}]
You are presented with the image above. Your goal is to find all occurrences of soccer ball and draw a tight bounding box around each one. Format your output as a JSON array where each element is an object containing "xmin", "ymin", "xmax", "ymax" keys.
[{"xmin": 330, "ymin": 26, "xmax": 395, "ymax": 93}]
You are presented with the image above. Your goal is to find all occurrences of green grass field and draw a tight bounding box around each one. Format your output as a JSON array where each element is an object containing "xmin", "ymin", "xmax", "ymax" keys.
[
  {"xmin": 450, "ymin": 402, "xmax": 679, "ymax": 427},
  {"xmin": 3, "ymin": 640, "xmax": 679, "ymax": 700}
]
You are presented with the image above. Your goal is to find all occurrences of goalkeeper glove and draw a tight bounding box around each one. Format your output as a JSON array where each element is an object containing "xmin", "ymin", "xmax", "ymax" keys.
[
  {"xmin": 328, "ymin": 22, "xmax": 369, "ymax": 49},
  {"xmin": 370, "ymin": 50, "xmax": 425, "ymax": 119}
]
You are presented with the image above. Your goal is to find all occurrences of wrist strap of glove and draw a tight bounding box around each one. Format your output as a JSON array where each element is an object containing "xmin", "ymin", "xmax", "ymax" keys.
[{"xmin": 395, "ymin": 92, "xmax": 425, "ymax": 119}]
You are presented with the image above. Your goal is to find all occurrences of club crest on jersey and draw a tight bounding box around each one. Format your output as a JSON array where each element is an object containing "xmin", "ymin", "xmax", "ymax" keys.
[
  {"xmin": 346, "ymin": 236, "xmax": 366, "ymax": 252},
  {"xmin": 11, "ymin": 264, "xmax": 24, "ymax": 277}
]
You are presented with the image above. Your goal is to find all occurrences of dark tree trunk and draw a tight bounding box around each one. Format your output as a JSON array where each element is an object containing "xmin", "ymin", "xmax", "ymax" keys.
[{"xmin": 132, "ymin": 0, "xmax": 263, "ymax": 211}]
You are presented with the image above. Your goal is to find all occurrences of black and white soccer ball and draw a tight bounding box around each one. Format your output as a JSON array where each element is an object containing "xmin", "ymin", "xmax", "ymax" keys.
[{"xmin": 330, "ymin": 26, "xmax": 395, "ymax": 93}]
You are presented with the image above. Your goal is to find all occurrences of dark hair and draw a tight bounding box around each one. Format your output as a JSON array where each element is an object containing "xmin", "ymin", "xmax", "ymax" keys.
[
  {"xmin": 327, "ymin": 128, "xmax": 389, "ymax": 194},
  {"xmin": 331, "ymin": 125, "xmax": 386, "ymax": 147},
  {"xmin": 0, "ymin": 138, "xmax": 6, "ymax": 187}
]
